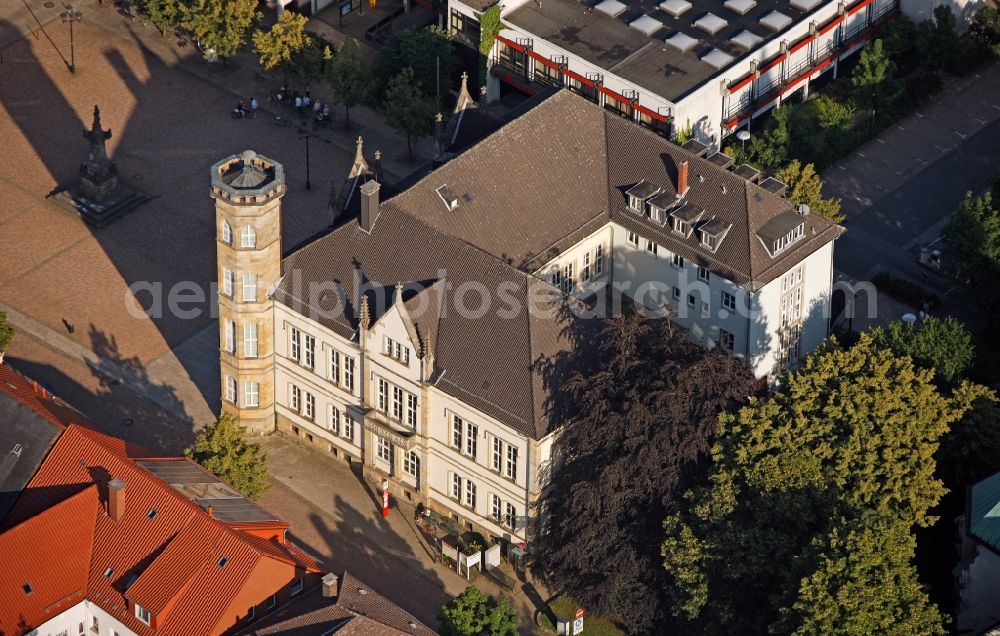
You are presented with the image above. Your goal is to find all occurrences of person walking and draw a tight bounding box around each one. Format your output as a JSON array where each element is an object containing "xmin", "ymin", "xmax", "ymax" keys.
[
  {"xmin": 249, "ymin": 96, "xmax": 258, "ymax": 112},
  {"xmin": 303, "ymin": 94, "xmax": 311, "ymax": 109},
  {"xmin": 294, "ymin": 95, "xmax": 303, "ymax": 114}
]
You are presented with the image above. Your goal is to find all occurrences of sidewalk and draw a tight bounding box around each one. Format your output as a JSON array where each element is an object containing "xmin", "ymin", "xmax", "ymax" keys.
[{"xmin": 74, "ymin": 0, "xmax": 437, "ymax": 183}]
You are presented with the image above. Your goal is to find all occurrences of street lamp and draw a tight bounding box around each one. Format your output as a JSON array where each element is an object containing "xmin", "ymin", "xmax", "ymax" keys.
[
  {"xmin": 60, "ymin": 4, "xmax": 83, "ymax": 74},
  {"xmin": 736, "ymin": 129, "xmax": 751, "ymax": 156},
  {"xmin": 297, "ymin": 126, "xmax": 316, "ymax": 190}
]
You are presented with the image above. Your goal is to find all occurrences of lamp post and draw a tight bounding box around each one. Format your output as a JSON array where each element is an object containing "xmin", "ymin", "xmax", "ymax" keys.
[
  {"xmin": 297, "ymin": 126, "xmax": 316, "ymax": 190},
  {"xmin": 60, "ymin": 5, "xmax": 83, "ymax": 74}
]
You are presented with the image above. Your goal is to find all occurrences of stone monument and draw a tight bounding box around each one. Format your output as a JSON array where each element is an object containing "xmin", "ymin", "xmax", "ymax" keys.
[{"xmin": 47, "ymin": 104, "xmax": 153, "ymax": 227}]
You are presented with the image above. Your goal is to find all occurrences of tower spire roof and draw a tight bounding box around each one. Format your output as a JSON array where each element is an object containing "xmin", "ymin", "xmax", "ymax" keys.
[
  {"xmin": 348, "ymin": 136, "xmax": 370, "ymax": 180},
  {"xmin": 454, "ymin": 71, "xmax": 477, "ymax": 114}
]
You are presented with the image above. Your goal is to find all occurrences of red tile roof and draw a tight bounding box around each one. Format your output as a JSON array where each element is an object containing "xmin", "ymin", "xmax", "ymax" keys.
[{"xmin": 0, "ymin": 425, "xmax": 321, "ymax": 636}]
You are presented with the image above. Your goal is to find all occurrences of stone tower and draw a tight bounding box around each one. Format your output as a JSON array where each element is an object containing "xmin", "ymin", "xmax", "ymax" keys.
[{"xmin": 211, "ymin": 150, "xmax": 285, "ymax": 433}]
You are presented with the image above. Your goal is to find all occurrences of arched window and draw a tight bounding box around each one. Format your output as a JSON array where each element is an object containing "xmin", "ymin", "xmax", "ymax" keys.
[
  {"xmin": 221, "ymin": 220, "xmax": 232, "ymax": 245},
  {"xmin": 241, "ymin": 225, "xmax": 256, "ymax": 248}
]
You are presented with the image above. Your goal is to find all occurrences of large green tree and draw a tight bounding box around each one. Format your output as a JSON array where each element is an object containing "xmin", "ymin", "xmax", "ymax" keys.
[
  {"xmin": 384, "ymin": 68, "xmax": 436, "ymax": 159},
  {"xmin": 851, "ymin": 39, "xmax": 899, "ymax": 130},
  {"xmin": 970, "ymin": 6, "xmax": 1000, "ymax": 57},
  {"xmin": 662, "ymin": 334, "xmax": 985, "ymax": 634},
  {"xmin": 869, "ymin": 316, "xmax": 974, "ymax": 388},
  {"xmin": 774, "ymin": 159, "xmax": 844, "ymax": 223},
  {"xmin": 326, "ymin": 39, "xmax": 375, "ymax": 127},
  {"xmin": 136, "ymin": 0, "xmax": 185, "ymax": 37},
  {"xmin": 185, "ymin": 413, "xmax": 269, "ymax": 500},
  {"xmin": 182, "ymin": 0, "xmax": 260, "ymax": 62},
  {"xmin": 535, "ymin": 310, "xmax": 757, "ymax": 634},
  {"xmin": 438, "ymin": 586, "xmax": 518, "ymax": 636},
  {"xmin": 253, "ymin": 10, "xmax": 308, "ymax": 78},
  {"xmin": 378, "ymin": 26, "xmax": 452, "ymax": 105}
]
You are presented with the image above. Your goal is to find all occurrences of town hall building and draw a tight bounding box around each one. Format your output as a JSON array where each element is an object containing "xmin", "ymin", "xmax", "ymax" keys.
[{"xmin": 212, "ymin": 89, "xmax": 843, "ymax": 551}]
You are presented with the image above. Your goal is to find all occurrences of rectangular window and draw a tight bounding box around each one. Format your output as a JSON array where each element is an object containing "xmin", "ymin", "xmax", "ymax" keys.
[
  {"xmin": 329, "ymin": 405, "xmax": 340, "ymax": 434},
  {"xmin": 267, "ymin": 594, "xmax": 276, "ymax": 609},
  {"xmin": 701, "ymin": 301, "xmax": 710, "ymax": 319},
  {"xmin": 505, "ymin": 502, "xmax": 516, "ymax": 530},
  {"xmin": 672, "ymin": 253, "xmax": 685, "ymax": 268},
  {"xmin": 722, "ymin": 291, "xmax": 737, "ymax": 312},
  {"xmin": 719, "ymin": 328, "xmax": 735, "ymax": 351},
  {"xmin": 247, "ymin": 605, "xmax": 256, "ymax": 622},
  {"xmin": 290, "ymin": 385, "xmax": 301, "ymax": 412},
  {"xmin": 464, "ymin": 479, "xmax": 477, "ymax": 508},
  {"xmin": 377, "ymin": 378, "xmax": 388, "ymax": 413},
  {"xmin": 407, "ymin": 394, "xmax": 418, "ymax": 428},
  {"xmin": 377, "ymin": 436, "xmax": 392, "ymax": 461},
  {"xmin": 627, "ymin": 231, "xmax": 639, "ymax": 247},
  {"xmin": 329, "ymin": 349, "xmax": 340, "ymax": 384},
  {"xmin": 223, "ymin": 268, "xmax": 235, "ymax": 297},
  {"xmin": 582, "ymin": 251, "xmax": 591, "ymax": 282},
  {"xmin": 562, "ymin": 262, "xmax": 574, "ymax": 294},
  {"xmin": 697, "ymin": 266, "xmax": 710, "ymax": 282},
  {"xmin": 451, "ymin": 473, "xmax": 462, "ymax": 499},
  {"xmin": 551, "ymin": 266, "xmax": 562, "ymax": 290},
  {"xmin": 392, "ymin": 386, "xmax": 404, "ymax": 420},
  {"xmin": 452, "ymin": 415, "xmax": 464, "ymax": 449},
  {"xmin": 343, "ymin": 414, "xmax": 355, "ymax": 441},
  {"xmin": 491, "ymin": 493, "xmax": 502, "ymax": 522},
  {"xmin": 343, "ymin": 357, "xmax": 355, "ymax": 392},
  {"xmin": 243, "ymin": 323, "xmax": 258, "ymax": 358},
  {"xmin": 304, "ymin": 392, "xmax": 315, "ymax": 420},
  {"xmin": 225, "ymin": 376, "xmax": 237, "ymax": 403},
  {"xmin": 687, "ymin": 293, "xmax": 696, "ymax": 308},
  {"xmin": 404, "ymin": 451, "xmax": 419, "ymax": 476},
  {"xmin": 646, "ymin": 239, "xmax": 658, "ymax": 255},
  {"xmin": 595, "ymin": 244, "xmax": 604, "ymax": 276},
  {"xmin": 245, "ymin": 381, "xmax": 259, "ymax": 407},
  {"xmin": 290, "ymin": 328, "xmax": 301, "ymax": 362},
  {"xmin": 291, "ymin": 577, "xmax": 304, "ymax": 596},
  {"xmin": 506, "ymin": 445, "xmax": 518, "ymax": 481},
  {"xmin": 674, "ymin": 218, "xmax": 688, "ymax": 235},
  {"xmin": 465, "ymin": 421, "xmax": 478, "ymax": 458},
  {"xmin": 672, "ymin": 286, "xmax": 681, "ymax": 301},
  {"xmin": 304, "ymin": 335, "xmax": 315, "ymax": 369},
  {"xmin": 136, "ymin": 605, "xmax": 150, "ymax": 625},
  {"xmin": 224, "ymin": 320, "xmax": 235, "ymax": 353},
  {"xmin": 242, "ymin": 273, "xmax": 257, "ymax": 303},
  {"xmin": 492, "ymin": 437, "xmax": 502, "ymax": 472}
]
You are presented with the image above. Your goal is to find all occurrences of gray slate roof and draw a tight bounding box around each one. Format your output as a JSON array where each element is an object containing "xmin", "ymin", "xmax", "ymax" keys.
[
  {"xmin": 0, "ymin": 392, "xmax": 63, "ymax": 521},
  {"xmin": 275, "ymin": 89, "xmax": 841, "ymax": 439}
]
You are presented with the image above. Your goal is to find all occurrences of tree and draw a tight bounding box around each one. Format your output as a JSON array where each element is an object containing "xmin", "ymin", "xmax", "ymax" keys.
[
  {"xmin": 774, "ymin": 159, "xmax": 844, "ymax": 223},
  {"xmin": 384, "ymin": 68, "xmax": 435, "ymax": 159},
  {"xmin": 136, "ymin": 0, "xmax": 185, "ymax": 37},
  {"xmin": 937, "ymin": 394, "xmax": 1000, "ymax": 489},
  {"xmin": 438, "ymin": 586, "xmax": 519, "ymax": 636},
  {"xmin": 746, "ymin": 105, "xmax": 792, "ymax": 170},
  {"xmin": 970, "ymin": 6, "xmax": 1000, "ymax": 57},
  {"xmin": 379, "ymin": 26, "xmax": 453, "ymax": 105},
  {"xmin": 326, "ymin": 39, "xmax": 374, "ymax": 127},
  {"xmin": 851, "ymin": 39, "xmax": 898, "ymax": 130},
  {"xmin": 185, "ymin": 413, "xmax": 269, "ymax": 500},
  {"xmin": 869, "ymin": 316, "xmax": 974, "ymax": 388},
  {"xmin": 253, "ymin": 10, "xmax": 308, "ymax": 78},
  {"xmin": 478, "ymin": 4, "xmax": 502, "ymax": 85},
  {"xmin": 182, "ymin": 0, "xmax": 260, "ymax": 62},
  {"xmin": 662, "ymin": 335, "xmax": 985, "ymax": 634},
  {"xmin": 0, "ymin": 311, "xmax": 13, "ymax": 364},
  {"xmin": 536, "ymin": 311, "xmax": 757, "ymax": 634}
]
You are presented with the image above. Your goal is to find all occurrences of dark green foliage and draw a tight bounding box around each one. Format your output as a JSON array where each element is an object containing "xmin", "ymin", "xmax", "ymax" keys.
[
  {"xmin": 938, "ymin": 395, "xmax": 1000, "ymax": 489},
  {"xmin": 379, "ymin": 26, "xmax": 453, "ymax": 106},
  {"xmin": 0, "ymin": 311, "xmax": 13, "ymax": 353},
  {"xmin": 438, "ymin": 586, "xmax": 518, "ymax": 636},
  {"xmin": 663, "ymin": 335, "xmax": 984, "ymax": 634},
  {"xmin": 135, "ymin": 0, "xmax": 185, "ymax": 36},
  {"xmin": 872, "ymin": 271, "xmax": 940, "ymax": 308},
  {"xmin": 478, "ymin": 5, "xmax": 502, "ymax": 87},
  {"xmin": 536, "ymin": 311, "xmax": 756, "ymax": 634},
  {"xmin": 182, "ymin": 0, "xmax": 260, "ymax": 62},
  {"xmin": 185, "ymin": 413, "xmax": 270, "ymax": 500},
  {"xmin": 384, "ymin": 68, "xmax": 436, "ymax": 159},
  {"xmin": 326, "ymin": 39, "xmax": 374, "ymax": 127},
  {"xmin": 869, "ymin": 316, "xmax": 974, "ymax": 387},
  {"xmin": 970, "ymin": 6, "xmax": 1000, "ymax": 57}
]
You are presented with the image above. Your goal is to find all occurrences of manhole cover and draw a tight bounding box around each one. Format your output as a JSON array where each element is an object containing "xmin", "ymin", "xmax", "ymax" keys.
[{"xmin": 43, "ymin": 1, "xmax": 55, "ymax": 7}]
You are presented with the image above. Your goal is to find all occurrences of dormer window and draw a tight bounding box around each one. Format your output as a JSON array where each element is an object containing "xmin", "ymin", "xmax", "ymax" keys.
[
  {"xmin": 646, "ymin": 192, "xmax": 674, "ymax": 225},
  {"xmin": 698, "ymin": 219, "xmax": 731, "ymax": 253},
  {"xmin": 772, "ymin": 224, "xmax": 805, "ymax": 253},
  {"xmin": 757, "ymin": 210, "xmax": 807, "ymax": 257},
  {"xmin": 670, "ymin": 202, "xmax": 704, "ymax": 238},
  {"xmin": 136, "ymin": 604, "xmax": 151, "ymax": 625},
  {"xmin": 649, "ymin": 205, "xmax": 665, "ymax": 224},
  {"xmin": 626, "ymin": 181, "xmax": 660, "ymax": 214},
  {"xmin": 673, "ymin": 218, "xmax": 688, "ymax": 235}
]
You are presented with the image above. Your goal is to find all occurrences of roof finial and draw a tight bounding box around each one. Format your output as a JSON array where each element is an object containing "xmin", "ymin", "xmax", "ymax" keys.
[
  {"xmin": 395, "ymin": 281, "xmax": 404, "ymax": 305},
  {"xmin": 454, "ymin": 71, "xmax": 476, "ymax": 115},
  {"xmin": 347, "ymin": 136, "xmax": 370, "ymax": 179},
  {"xmin": 359, "ymin": 294, "xmax": 371, "ymax": 331}
]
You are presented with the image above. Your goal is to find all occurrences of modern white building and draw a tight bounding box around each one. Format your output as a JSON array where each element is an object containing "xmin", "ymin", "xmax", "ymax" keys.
[
  {"xmin": 215, "ymin": 89, "xmax": 842, "ymax": 552},
  {"xmin": 449, "ymin": 0, "xmax": 904, "ymax": 147}
]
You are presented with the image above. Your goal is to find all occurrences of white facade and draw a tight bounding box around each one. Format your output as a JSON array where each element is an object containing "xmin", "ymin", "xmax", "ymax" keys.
[
  {"xmin": 458, "ymin": 0, "xmax": 899, "ymax": 147},
  {"xmin": 30, "ymin": 600, "xmax": 135, "ymax": 636}
]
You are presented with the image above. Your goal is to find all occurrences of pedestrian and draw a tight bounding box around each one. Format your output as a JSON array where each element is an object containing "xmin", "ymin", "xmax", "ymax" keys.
[
  {"xmin": 305, "ymin": 83, "xmax": 311, "ymax": 98},
  {"xmin": 249, "ymin": 96, "xmax": 258, "ymax": 112},
  {"xmin": 303, "ymin": 94, "xmax": 311, "ymax": 109},
  {"xmin": 322, "ymin": 102, "xmax": 330, "ymax": 117},
  {"xmin": 313, "ymin": 99, "xmax": 322, "ymax": 115},
  {"xmin": 294, "ymin": 95, "xmax": 303, "ymax": 113}
]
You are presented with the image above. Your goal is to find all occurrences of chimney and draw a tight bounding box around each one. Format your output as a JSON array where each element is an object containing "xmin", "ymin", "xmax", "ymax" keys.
[
  {"xmin": 360, "ymin": 180, "xmax": 380, "ymax": 233},
  {"xmin": 207, "ymin": 505, "xmax": 214, "ymax": 518},
  {"xmin": 322, "ymin": 573, "xmax": 340, "ymax": 598},
  {"xmin": 108, "ymin": 478, "xmax": 126, "ymax": 522},
  {"xmin": 677, "ymin": 160, "xmax": 689, "ymax": 196}
]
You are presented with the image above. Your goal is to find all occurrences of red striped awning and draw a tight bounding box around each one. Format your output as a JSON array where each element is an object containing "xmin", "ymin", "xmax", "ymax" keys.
[
  {"xmin": 818, "ymin": 15, "xmax": 844, "ymax": 34},
  {"xmin": 848, "ymin": 0, "xmax": 874, "ymax": 15},
  {"xmin": 495, "ymin": 35, "xmax": 525, "ymax": 52},
  {"xmin": 789, "ymin": 35, "xmax": 814, "ymax": 55},
  {"xmin": 635, "ymin": 103, "xmax": 668, "ymax": 122},
  {"xmin": 563, "ymin": 68, "xmax": 595, "ymax": 87},
  {"xmin": 759, "ymin": 54, "xmax": 786, "ymax": 73},
  {"xmin": 729, "ymin": 75, "xmax": 753, "ymax": 93},
  {"xmin": 598, "ymin": 85, "xmax": 630, "ymax": 103},
  {"xmin": 812, "ymin": 57, "xmax": 834, "ymax": 74},
  {"xmin": 726, "ymin": 116, "xmax": 746, "ymax": 129},
  {"xmin": 527, "ymin": 50, "xmax": 561, "ymax": 70}
]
